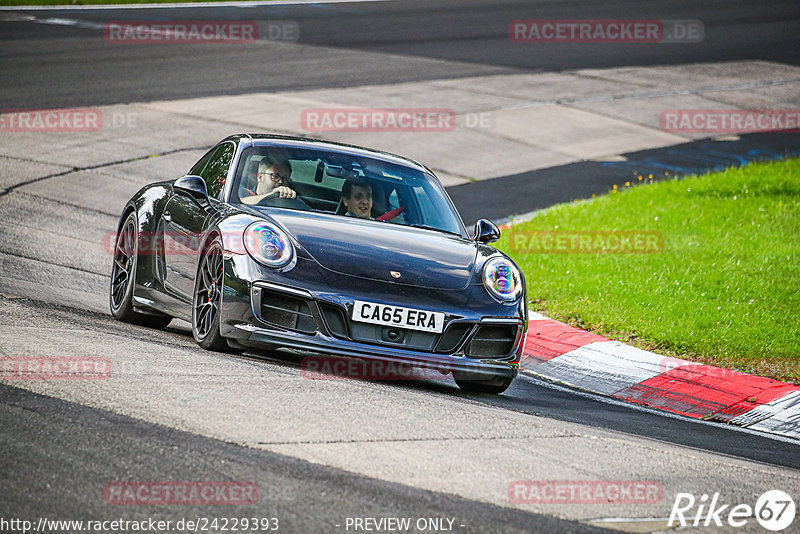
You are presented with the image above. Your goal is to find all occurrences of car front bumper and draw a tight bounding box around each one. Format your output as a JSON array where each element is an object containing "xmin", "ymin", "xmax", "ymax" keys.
[{"xmin": 219, "ymin": 254, "xmax": 526, "ymax": 379}]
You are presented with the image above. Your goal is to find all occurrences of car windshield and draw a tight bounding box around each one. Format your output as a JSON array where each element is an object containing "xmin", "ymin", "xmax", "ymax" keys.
[{"xmin": 231, "ymin": 145, "xmax": 465, "ymax": 236}]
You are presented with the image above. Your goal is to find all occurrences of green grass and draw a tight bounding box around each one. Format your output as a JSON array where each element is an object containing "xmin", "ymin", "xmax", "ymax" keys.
[{"xmin": 496, "ymin": 157, "xmax": 800, "ymax": 384}]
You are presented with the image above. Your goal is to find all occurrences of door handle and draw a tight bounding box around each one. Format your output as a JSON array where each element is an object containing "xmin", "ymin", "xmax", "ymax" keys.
[{"xmin": 163, "ymin": 212, "xmax": 172, "ymax": 223}]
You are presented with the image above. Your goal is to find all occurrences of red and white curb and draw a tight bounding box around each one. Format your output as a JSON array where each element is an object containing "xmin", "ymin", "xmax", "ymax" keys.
[{"xmin": 520, "ymin": 312, "xmax": 800, "ymax": 440}]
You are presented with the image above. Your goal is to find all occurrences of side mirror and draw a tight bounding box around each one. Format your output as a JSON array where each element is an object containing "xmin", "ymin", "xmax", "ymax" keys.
[
  {"xmin": 174, "ymin": 175, "xmax": 209, "ymax": 203},
  {"xmin": 474, "ymin": 219, "xmax": 500, "ymax": 244}
]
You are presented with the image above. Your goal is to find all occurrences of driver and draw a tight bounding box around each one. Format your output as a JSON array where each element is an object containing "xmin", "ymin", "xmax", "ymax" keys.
[
  {"xmin": 241, "ymin": 157, "xmax": 297, "ymax": 205},
  {"xmin": 341, "ymin": 178, "xmax": 373, "ymax": 219}
]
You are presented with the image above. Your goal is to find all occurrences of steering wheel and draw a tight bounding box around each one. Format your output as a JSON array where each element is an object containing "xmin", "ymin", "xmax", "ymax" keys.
[
  {"xmin": 376, "ymin": 206, "xmax": 405, "ymax": 222},
  {"xmin": 257, "ymin": 195, "xmax": 309, "ymax": 209}
]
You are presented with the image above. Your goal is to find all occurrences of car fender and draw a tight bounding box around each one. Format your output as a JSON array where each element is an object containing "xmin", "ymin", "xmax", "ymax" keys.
[{"xmin": 214, "ymin": 213, "xmax": 260, "ymax": 255}]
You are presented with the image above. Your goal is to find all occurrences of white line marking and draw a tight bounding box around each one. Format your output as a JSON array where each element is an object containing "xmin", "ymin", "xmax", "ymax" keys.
[
  {"xmin": 527, "ymin": 311, "xmax": 550, "ymax": 321},
  {"xmin": 1, "ymin": 12, "xmax": 298, "ymax": 42},
  {"xmin": 0, "ymin": 0, "xmax": 390, "ymax": 11}
]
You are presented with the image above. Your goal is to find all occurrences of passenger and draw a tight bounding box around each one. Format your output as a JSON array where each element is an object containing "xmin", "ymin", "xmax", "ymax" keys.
[
  {"xmin": 341, "ymin": 178, "xmax": 373, "ymax": 219},
  {"xmin": 241, "ymin": 158, "xmax": 297, "ymax": 205}
]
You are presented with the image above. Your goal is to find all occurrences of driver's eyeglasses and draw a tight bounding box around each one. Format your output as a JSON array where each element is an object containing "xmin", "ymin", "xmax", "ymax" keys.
[{"xmin": 259, "ymin": 171, "xmax": 290, "ymax": 184}]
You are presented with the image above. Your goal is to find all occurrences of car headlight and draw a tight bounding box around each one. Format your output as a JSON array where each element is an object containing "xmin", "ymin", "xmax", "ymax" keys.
[
  {"xmin": 482, "ymin": 257, "xmax": 522, "ymax": 302},
  {"xmin": 243, "ymin": 221, "xmax": 294, "ymax": 268}
]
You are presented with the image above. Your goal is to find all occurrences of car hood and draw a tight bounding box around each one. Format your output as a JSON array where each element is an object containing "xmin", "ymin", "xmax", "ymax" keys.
[{"xmin": 268, "ymin": 210, "xmax": 477, "ymax": 290}]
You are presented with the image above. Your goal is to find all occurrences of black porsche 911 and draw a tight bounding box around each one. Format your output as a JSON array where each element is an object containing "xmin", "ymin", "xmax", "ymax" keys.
[{"xmin": 110, "ymin": 134, "xmax": 527, "ymax": 393}]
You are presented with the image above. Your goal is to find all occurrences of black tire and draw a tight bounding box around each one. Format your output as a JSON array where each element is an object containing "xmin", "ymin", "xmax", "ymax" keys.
[
  {"xmin": 453, "ymin": 372, "xmax": 514, "ymax": 394},
  {"xmin": 192, "ymin": 236, "xmax": 242, "ymax": 353},
  {"xmin": 109, "ymin": 212, "xmax": 173, "ymax": 329}
]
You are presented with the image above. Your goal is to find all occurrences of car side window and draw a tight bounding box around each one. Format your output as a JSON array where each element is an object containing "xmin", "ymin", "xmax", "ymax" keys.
[
  {"xmin": 189, "ymin": 147, "xmax": 215, "ymax": 177},
  {"xmin": 413, "ymin": 185, "xmax": 437, "ymax": 223},
  {"xmin": 191, "ymin": 142, "xmax": 235, "ymax": 199}
]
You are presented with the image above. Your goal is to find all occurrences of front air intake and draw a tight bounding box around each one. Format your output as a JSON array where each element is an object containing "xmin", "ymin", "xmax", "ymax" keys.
[
  {"xmin": 435, "ymin": 323, "xmax": 473, "ymax": 353},
  {"xmin": 318, "ymin": 303, "xmax": 349, "ymax": 339},
  {"xmin": 465, "ymin": 325, "xmax": 518, "ymax": 358},
  {"xmin": 259, "ymin": 290, "xmax": 316, "ymax": 334}
]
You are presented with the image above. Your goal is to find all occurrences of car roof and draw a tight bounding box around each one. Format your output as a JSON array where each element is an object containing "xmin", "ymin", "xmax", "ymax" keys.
[{"xmin": 223, "ymin": 134, "xmax": 430, "ymax": 174}]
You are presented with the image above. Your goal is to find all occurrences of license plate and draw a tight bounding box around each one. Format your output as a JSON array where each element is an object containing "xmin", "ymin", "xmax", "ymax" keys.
[{"xmin": 351, "ymin": 300, "xmax": 445, "ymax": 334}]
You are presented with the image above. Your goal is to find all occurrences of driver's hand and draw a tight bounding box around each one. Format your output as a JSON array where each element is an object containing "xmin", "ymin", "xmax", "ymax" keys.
[{"xmin": 272, "ymin": 186, "xmax": 296, "ymax": 199}]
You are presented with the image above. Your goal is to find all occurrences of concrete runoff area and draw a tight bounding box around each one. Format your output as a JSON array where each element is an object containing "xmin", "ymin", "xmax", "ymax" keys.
[{"xmin": 0, "ymin": 60, "xmax": 794, "ymax": 189}]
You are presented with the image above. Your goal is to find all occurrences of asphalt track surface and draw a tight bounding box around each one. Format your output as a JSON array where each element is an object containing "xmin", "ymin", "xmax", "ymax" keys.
[
  {"xmin": 0, "ymin": 383, "xmax": 607, "ymax": 534},
  {"xmin": 3, "ymin": 296, "xmax": 799, "ymax": 470},
  {"xmin": 0, "ymin": 295, "xmax": 798, "ymax": 532},
  {"xmin": 1, "ymin": 0, "xmax": 799, "ymax": 108},
  {"xmin": 1, "ymin": 1, "xmax": 800, "ymax": 531}
]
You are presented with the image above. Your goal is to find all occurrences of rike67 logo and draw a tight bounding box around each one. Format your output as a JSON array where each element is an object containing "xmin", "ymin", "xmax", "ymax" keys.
[{"xmin": 669, "ymin": 490, "xmax": 795, "ymax": 531}]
